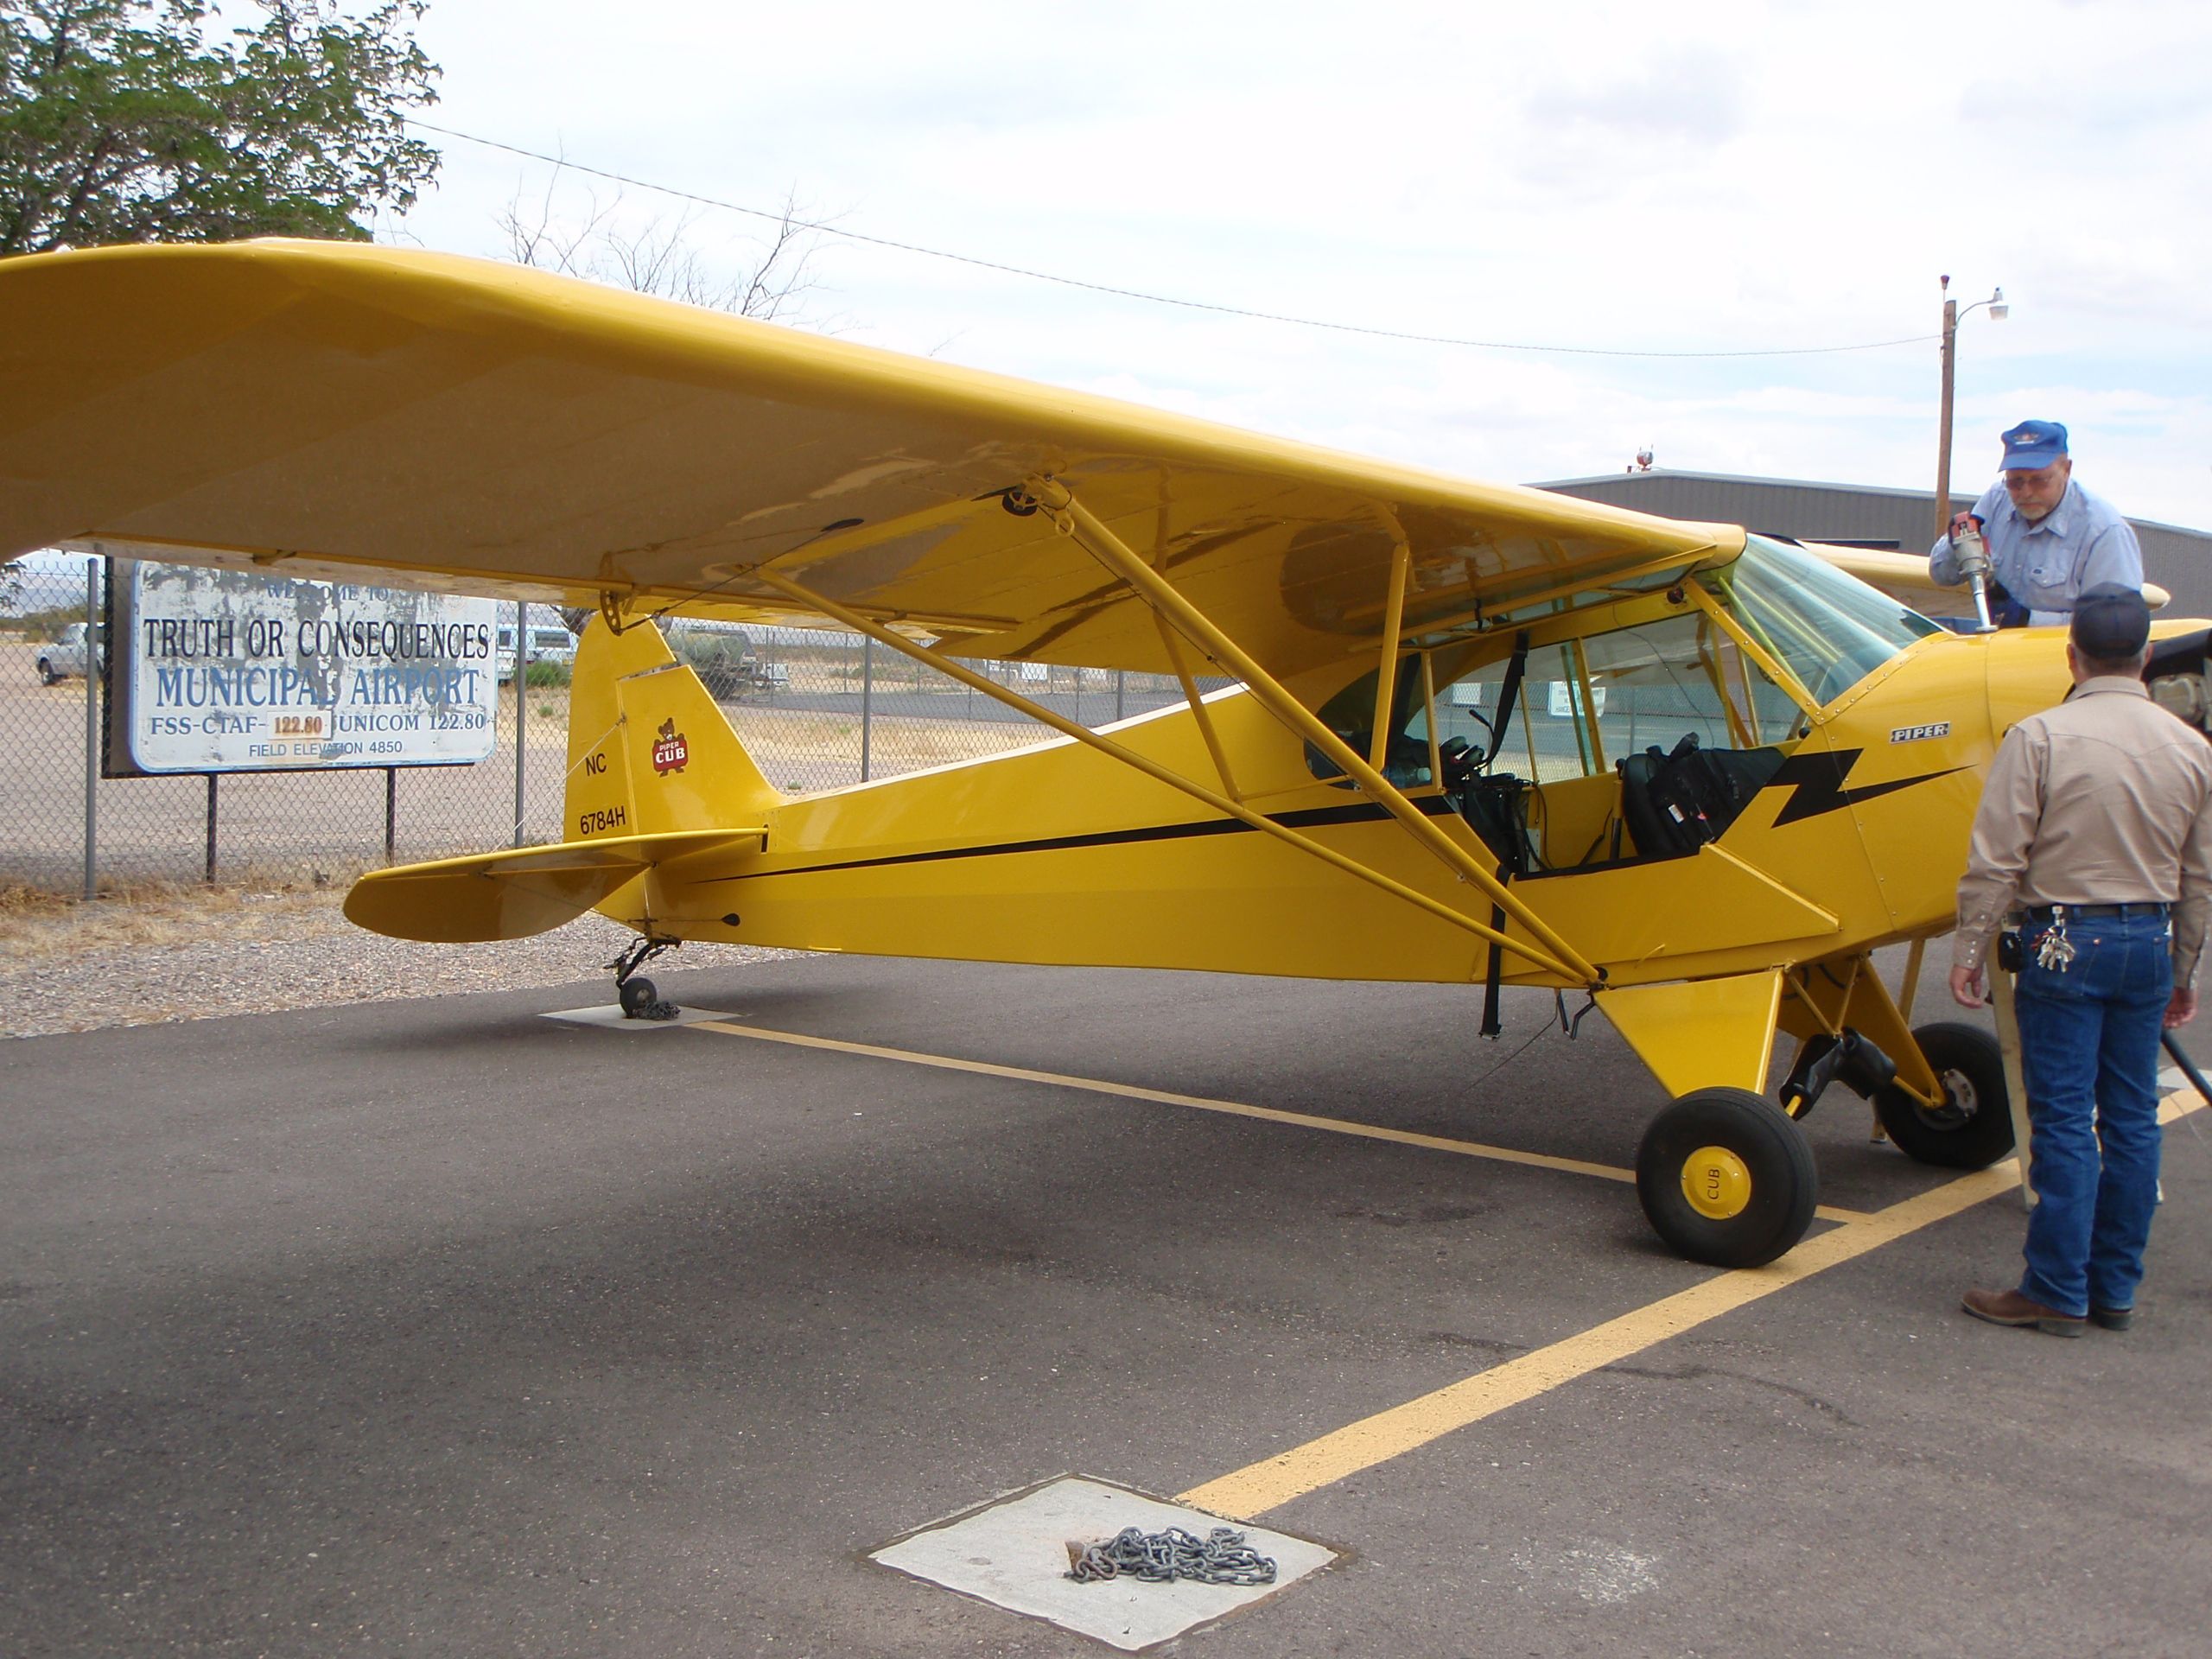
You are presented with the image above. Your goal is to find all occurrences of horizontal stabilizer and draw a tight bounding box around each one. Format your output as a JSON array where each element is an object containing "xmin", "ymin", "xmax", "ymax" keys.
[{"xmin": 344, "ymin": 829, "xmax": 764, "ymax": 943}]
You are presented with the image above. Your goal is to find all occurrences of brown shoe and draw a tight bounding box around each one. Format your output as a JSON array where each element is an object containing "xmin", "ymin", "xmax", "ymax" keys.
[{"xmin": 1961, "ymin": 1287, "xmax": 2086, "ymax": 1337}]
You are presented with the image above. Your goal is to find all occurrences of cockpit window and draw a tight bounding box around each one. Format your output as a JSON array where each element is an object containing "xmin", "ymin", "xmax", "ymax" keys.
[
  {"xmin": 1411, "ymin": 641, "xmax": 1587, "ymax": 781},
  {"xmin": 1707, "ymin": 535, "xmax": 1942, "ymax": 708},
  {"xmin": 1310, "ymin": 658, "xmax": 1432, "ymax": 786},
  {"xmin": 1306, "ymin": 537, "xmax": 1936, "ymax": 788},
  {"xmin": 1579, "ymin": 613, "xmax": 1802, "ymax": 760}
]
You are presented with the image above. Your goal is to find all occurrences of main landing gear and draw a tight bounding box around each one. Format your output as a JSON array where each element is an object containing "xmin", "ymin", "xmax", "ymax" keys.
[
  {"xmin": 1637, "ymin": 1089, "xmax": 1819, "ymax": 1268},
  {"xmin": 1872, "ymin": 1024, "xmax": 2013, "ymax": 1168},
  {"xmin": 609, "ymin": 936, "xmax": 680, "ymax": 1020},
  {"xmin": 1635, "ymin": 1021, "xmax": 2018, "ymax": 1268}
]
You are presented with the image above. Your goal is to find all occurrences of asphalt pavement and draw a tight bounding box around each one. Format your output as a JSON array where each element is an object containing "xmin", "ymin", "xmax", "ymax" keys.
[{"xmin": 5, "ymin": 955, "xmax": 2209, "ymax": 1657}]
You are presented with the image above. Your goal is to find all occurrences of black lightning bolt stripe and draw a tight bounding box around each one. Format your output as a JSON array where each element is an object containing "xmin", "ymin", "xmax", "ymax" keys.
[
  {"xmin": 704, "ymin": 794, "xmax": 1464, "ymax": 884},
  {"xmin": 1765, "ymin": 748, "xmax": 1965, "ymax": 826},
  {"xmin": 705, "ymin": 747, "xmax": 1959, "ymax": 887}
]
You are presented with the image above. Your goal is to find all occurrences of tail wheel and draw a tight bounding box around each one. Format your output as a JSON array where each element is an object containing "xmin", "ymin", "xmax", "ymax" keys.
[
  {"xmin": 1637, "ymin": 1087, "xmax": 1820, "ymax": 1268},
  {"xmin": 618, "ymin": 976, "xmax": 660, "ymax": 1019},
  {"xmin": 1873, "ymin": 1022, "xmax": 2014, "ymax": 1169}
]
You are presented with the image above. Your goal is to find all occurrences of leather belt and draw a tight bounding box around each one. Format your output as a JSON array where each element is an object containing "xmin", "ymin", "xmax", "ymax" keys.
[{"xmin": 2024, "ymin": 902, "xmax": 2170, "ymax": 921}]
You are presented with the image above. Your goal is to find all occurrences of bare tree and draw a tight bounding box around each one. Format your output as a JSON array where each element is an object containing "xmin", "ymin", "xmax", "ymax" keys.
[{"xmin": 498, "ymin": 163, "xmax": 830, "ymax": 325}]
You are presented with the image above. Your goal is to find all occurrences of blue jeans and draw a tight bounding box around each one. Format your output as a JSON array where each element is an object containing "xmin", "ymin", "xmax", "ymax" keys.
[{"xmin": 2014, "ymin": 909, "xmax": 2171, "ymax": 1317}]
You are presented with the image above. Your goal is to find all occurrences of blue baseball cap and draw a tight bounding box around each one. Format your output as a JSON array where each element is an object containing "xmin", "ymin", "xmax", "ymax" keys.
[{"xmin": 2000, "ymin": 419, "xmax": 2069, "ymax": 471}]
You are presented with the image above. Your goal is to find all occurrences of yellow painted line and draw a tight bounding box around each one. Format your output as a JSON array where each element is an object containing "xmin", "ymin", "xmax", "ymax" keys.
[
  {"xmin": 690, "ymin": 1018, "xmax": 1872, "ymax": 1223},
  {"xmin": 1180, "ymin": 1087, "xmax": 2207, "ymax": 1521},
  {"xmin": 694, "ymin": 1017, "xmax": 2209, "ymax": 1515}
]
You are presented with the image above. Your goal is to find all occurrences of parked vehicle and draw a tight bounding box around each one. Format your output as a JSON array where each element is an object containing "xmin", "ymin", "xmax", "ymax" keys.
[
  {"xmin": 495, "ymin": 623, "xmax": 577, "ymax": 683},
  {"xmin": 694, "ymin": 655, "xmax": 789, "ymax": 699},
  {"xmin": 666, "ymin": 622, "xmax": 787, "ymax": 699},
  {"xmin": 35, "ymin": 621, "xmax": 102, "ymax": 683}
]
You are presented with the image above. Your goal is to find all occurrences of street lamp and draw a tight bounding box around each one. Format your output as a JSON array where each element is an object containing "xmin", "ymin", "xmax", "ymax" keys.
[{"xmin": 1935, "ymin": 275, "xmax": 2008, "ymax": 540}]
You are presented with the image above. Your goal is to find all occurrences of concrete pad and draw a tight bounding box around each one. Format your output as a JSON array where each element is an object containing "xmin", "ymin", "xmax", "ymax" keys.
[
  {"xmin": 538, "ymin": 1002, "xmax": 731, "ymax": 1031},
  {"xmin": 871, "ymin": 1475, "xmax": 1338, "ymax": 1652}
]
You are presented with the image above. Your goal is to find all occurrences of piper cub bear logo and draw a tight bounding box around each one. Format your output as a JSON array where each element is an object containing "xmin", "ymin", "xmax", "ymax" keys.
[{"xmin": 652, "ymin": 717, "xmax": 689, "ymax": 775}]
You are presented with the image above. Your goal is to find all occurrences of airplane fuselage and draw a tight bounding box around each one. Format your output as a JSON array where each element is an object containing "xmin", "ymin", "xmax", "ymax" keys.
[{"xmin": 600, "ymin": 622, "xmax": 2074, "ymax": 995}]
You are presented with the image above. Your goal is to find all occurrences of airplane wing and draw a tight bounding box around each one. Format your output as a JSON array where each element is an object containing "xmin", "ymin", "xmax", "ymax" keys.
[
  {"xmin": 1813, "ymin": 543, "xmax": 2171, "ymax": 614},
  {"xmin": 0, "ymin": 239, "xmax": 1738, "ymax": 682}
]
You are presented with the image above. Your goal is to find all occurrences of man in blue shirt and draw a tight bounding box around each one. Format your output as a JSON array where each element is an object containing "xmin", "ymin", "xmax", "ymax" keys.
[{"xmin": 1928, "ymin": 420, "xmax": 2143, "ymax": 626}]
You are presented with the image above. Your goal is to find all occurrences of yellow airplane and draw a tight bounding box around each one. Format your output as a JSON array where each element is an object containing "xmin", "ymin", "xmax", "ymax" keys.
[{"xmin": 5, "ymin": 240, "xmax": 2200, "ymax": 1270}]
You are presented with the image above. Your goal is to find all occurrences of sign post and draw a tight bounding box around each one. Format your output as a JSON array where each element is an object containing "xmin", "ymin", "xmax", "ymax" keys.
[
  {"xmin": 82, "ymin": 558, "xmax": 99, "ymax": 899},
  {"xmin": 512, "ymin": 600, "xmax": 527, "ymax": 846}
]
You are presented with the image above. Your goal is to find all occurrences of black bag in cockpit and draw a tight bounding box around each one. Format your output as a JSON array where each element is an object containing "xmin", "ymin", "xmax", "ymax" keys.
[{"xmin": 1618, "ymin": 733, "xmax": 1780, "ymax": 860}]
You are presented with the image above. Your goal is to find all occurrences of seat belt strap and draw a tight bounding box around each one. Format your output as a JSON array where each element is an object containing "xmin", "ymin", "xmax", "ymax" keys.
[
  {"xmin": 1480, "ymin": 875, "xmax": 1510, "ymax": 1039},
  {"xmin": 1484, "ymin": 632, "xmax": 1531, "ymax": 769},
  {"xmin": 1478, "ymin": 631, "xmax": 1530, "ymax": 1035}
]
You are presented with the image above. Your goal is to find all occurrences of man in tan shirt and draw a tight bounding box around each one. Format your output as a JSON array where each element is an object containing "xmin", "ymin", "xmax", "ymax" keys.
[{"xmin": 1949, "ymin": 585, "xmax": 2212, "ymax": 1335}]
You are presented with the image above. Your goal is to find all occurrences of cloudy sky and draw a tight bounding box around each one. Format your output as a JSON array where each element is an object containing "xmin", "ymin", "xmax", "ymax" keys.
[{"xmin": 383, "ymin": 0, "xmax": 2211, "ymax": 530}]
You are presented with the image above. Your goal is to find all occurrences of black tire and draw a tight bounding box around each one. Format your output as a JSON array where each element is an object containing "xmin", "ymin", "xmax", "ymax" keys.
[
  {"xmin": 1874, "ymin": 1022, "xmax": 2014, "ymax": 1169},
  {"xmin": 38, "ymin": 658, "xmax": 58, "ymax": 685},
  {"xmin": 618, "ymin": 976, "xmax": 659, "ymax": 1019},
  {"xmin": 1637, "ymin": 1087, "xmax": 1820, "ymax": 1268}
]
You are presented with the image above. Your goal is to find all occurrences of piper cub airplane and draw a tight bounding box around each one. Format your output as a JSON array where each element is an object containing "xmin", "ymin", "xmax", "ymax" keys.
[{"xmin": 7, "ymin": 242, "xmax": 2198, "ymax": 1269}]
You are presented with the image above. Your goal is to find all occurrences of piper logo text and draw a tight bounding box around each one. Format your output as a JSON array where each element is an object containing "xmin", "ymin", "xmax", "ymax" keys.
[{"xmin": 1890, "ymin": 722, "xmax": 1950, "ymax": 745}]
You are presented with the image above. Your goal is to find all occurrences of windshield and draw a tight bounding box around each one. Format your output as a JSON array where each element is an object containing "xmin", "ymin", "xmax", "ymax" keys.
[{"xmin": 1707, "ymin": 535, "xmax": 1942, "ymax": 708}]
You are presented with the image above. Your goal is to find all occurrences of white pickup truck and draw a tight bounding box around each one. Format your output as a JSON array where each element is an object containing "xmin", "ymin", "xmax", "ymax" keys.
[{"xmin": 35, "ymin": 621, "xmax": 102, "ymax": 684}]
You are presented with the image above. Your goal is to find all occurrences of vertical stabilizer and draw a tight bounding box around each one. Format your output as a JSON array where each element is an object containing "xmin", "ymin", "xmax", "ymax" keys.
[{"xmin": 563, "ymin": 615, "xmax": 783, "ymax": 842}]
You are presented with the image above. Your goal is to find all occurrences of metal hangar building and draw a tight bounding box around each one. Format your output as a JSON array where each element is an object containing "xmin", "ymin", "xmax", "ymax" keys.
[{"xmin": 1536, "ymin": 470, "xmax": 2212, "ymax": 619}]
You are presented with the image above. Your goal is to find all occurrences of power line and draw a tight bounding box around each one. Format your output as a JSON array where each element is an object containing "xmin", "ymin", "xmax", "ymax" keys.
[{"xmin": 409, "ymin": 118, "xmax": 1941, "ymax": 362}]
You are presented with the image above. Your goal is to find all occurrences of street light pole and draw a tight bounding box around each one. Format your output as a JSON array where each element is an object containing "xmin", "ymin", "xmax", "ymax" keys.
[
  {"xmin": 1936, "ymin": 276, "xmax": 1959, "ymax": 543},
  {"xmin": 1935, "ymin": 274, "xmax": 2008, "ymax": 541}
]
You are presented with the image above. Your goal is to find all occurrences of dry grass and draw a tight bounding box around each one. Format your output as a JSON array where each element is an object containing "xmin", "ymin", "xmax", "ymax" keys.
[
  {"xmin": 732, "ymin": 708, "xmax": 1046, "ymax": 789},
  {"xmin": 0, "ymin": 871, "xmax": 364, "ymax": 960},
  {"xmin": 0, "ymin": 869, "xmax": 788, "ymax": 1039}
]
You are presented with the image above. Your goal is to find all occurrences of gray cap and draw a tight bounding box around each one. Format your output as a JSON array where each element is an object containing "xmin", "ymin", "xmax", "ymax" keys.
[{"xmin": 2070, "ymin": 583, "xmax": 2151, "ymax": 658}]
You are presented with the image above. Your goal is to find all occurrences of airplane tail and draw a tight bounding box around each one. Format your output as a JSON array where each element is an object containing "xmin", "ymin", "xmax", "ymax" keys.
[
  {"xmin": 344, "ymin": 615, "xmax": 781, "ymax": 943},
  {"xmin": 561, "ymin": 613, "xmax": 785, "ymax": 840}
]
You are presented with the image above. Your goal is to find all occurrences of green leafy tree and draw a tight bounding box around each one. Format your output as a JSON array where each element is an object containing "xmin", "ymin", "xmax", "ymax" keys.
[{"xmin": 0, "ymin": 0, "xmax": 440, "ymax": 257}]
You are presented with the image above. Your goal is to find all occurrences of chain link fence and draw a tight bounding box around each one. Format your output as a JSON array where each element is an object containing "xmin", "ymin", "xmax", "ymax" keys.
[
  {"xmin": 674, "ymin": 618, "xmax": 1205, "ymax": 796},
  {"xmin": 1, "ymin": 557, "xmax": 1216, "ymax": 896}
]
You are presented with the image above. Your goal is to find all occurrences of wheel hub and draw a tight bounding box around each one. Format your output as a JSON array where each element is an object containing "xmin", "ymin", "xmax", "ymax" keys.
[
  {"xmin": 1681, "ymin": 1146, "xmax": 1753, "ymax": 1219},
  {"xmin": 1921, "ymin": 1066, "xmax": 1977, "ymax": 1127}
]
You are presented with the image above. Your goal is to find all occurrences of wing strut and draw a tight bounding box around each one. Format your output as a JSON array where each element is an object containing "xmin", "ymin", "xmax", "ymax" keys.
[
  {"xmin": 1152, "ymin": 612, "xmax": 1241, "ymax": 799},
  {"xmin": 1020, "ymin": 476, "xmax": 1602, "ymax": 987},
  {"xmin": 735, "ymin": 569, "xmax": 1587, "ymax": 982},
  {"xmin": 1368, "ymin": 529, "xmax": 1413, "ymax": 773}
]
